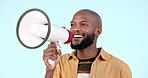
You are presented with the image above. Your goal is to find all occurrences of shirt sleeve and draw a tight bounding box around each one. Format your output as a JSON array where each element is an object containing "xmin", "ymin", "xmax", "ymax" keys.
[{"xmin": 120, "ymin": 63, "xmax": 132, "ymax": 78}]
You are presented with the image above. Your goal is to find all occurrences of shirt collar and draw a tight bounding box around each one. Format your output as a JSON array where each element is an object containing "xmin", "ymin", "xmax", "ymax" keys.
[
  {"xmin": 68, "ymin": 50, "xmax": 77, "ymax": 61},
  {"xmin": 68, "ymin": 48, "xmax": 108, "ymax": 61},
  {"xmin": 96, "ymin": 48, "xmax": 108, "ymax": 61}
]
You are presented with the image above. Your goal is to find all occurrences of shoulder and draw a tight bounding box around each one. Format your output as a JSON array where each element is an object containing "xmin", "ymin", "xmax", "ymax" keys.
[
  {"xmin": 105, "ymin": 51, "xmax": 132, "ymax": 77},
  {"xmin": 106, "ymin": 51, "xmax": 128, "ymax": 67},
  {"xmin": 61, "ymin": 53, "xmax": 71, "ymax": 60},
  {"xmin": 100, "ymin": 49, "xmax": 127, "ymax": 65},
  {"xmin": 102, "ymin": 50, "xmax": 131, "ymax": 72},
  {"xmin": 60, "ymin": 50, "xmax": 76, "ymax": 61},
  {"xmin": 99, "ymin": 48, "xmax": 132, "ymax": 78}
]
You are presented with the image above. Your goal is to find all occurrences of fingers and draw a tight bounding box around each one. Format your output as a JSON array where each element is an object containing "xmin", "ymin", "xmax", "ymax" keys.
[
  {"xmin": 43, "ymin": 50, "xmax": 56, "ymax": 67},
  {"xmin": 46, "ymin": 42, "xmax": 62, "ymax": 56},
  {"xmin": 56, "ymin": 49, "xmax": 62, "ymax": 56},
  {"xmin": 43, "ymin": 43, "xmax": 62, "ymax": 68},
  {"xmin": 48, "ymin": 42, "xmax": 57, "ymax": 49},
  {"xmin": 43, "ymin": 52, "xmax": 57, "ymax": 60},
  {"xmin": 43, "ymin": 48, "xmax": 58, "ymax": 61}
]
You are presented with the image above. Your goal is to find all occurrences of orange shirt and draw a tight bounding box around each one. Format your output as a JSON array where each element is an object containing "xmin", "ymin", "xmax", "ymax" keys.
[{"xmin": 53, "ymin": 48, "xmax": 132, "ymax": 78}]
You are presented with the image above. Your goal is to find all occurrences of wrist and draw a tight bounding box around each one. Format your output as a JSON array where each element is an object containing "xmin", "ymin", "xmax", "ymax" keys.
[
  {"xmin": 45, "ymin": 68, "xmax": 54, "ymax": 78},
  {"xmin": 46, "ymin": 68, "xmax": 53, "ymax": 72}
]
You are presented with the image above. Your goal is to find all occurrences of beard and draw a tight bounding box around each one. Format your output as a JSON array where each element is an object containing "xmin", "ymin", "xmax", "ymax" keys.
[{"xmin": 70, "ymin": 33, "xmax": 95, "ymax": 50}]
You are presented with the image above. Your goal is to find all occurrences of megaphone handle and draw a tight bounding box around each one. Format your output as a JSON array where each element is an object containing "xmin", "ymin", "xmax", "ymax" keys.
[
  {"xmin": 48, "ymin": 59, "xmax": 55, "ymax": 66},
  {"xmin": 56, "ymin": 40, "xmax": 64, "ymax": 49}
]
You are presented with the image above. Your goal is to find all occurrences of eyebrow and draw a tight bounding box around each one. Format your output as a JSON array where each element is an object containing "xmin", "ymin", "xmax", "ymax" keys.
[
  {"xmin": 71, "ymin": 21, "xmax": 88, "ymax": 23},
  {"xmin": 81, "ymin": 21, "xmax": 87, "ymax": 22}
]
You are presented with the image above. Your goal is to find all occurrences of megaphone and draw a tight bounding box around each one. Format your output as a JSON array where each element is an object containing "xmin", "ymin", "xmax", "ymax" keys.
[{"xmin": 16, "ymin": 8, "xmax": 73, "ymax": 49}]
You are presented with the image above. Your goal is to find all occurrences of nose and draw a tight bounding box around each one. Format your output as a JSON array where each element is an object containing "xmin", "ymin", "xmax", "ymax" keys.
[{"xmin": 70, "ymin": 25, "xmax": 81, "ymax": 33}]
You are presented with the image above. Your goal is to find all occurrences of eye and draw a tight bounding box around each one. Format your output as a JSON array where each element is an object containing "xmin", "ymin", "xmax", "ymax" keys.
[
  {"xmin": 71, "ymin": 23, "xmax": 75, "ymax": 26},
  {"xmin": 81, "ymin": 24, "xmax": 88, "ymax": 26}
]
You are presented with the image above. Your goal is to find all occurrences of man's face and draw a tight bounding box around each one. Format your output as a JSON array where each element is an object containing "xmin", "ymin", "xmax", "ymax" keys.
[{"xmin": 70, "ymin": 11, "xmax": 98, "ymax": 50}]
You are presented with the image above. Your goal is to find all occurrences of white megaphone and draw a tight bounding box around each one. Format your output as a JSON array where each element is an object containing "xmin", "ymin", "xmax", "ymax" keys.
[{"xmin": 16, "ymin": 8, "xmax": 73, "ymax": 65}]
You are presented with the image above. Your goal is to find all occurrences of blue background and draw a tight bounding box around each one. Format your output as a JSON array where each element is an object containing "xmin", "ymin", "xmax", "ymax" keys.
[{"xmin": 0, "ymin": 0, "xmax": 147, "ymax": 78}]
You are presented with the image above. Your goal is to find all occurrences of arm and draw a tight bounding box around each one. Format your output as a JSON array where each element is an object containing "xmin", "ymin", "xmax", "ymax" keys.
[
  {"xmin": 120, "ymin": 63, "xmax": 132, "ymax": 78},
  {"xmin": 44, "ymin": 68, "xmax": 54, "ymax": 78}
]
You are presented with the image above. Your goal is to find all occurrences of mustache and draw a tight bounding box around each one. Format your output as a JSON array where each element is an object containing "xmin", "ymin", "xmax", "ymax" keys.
[{"xmin": 82, "ymin": 34, "xmax": 85, "ymax": 37}]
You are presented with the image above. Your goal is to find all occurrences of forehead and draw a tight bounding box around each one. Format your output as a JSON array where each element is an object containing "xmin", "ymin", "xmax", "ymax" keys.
[{"xmin": 72, "ymin": 11, "xmax": 96, "ymax": 22}]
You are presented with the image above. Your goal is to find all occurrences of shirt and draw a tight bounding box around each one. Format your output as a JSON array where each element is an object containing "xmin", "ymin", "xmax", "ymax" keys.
[
  {"xmin": 53, "ymin": 48, "xmax": 132, "ymax": 78},
  {"xmin": 77, "ymin": 51, "xmax": 99, "ymax": 78}
]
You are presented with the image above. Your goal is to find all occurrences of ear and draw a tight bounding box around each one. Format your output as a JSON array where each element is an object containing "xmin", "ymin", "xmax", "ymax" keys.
[{"xmin": 95, "ymin": 28, "xmax": 102, "ymax": 36}]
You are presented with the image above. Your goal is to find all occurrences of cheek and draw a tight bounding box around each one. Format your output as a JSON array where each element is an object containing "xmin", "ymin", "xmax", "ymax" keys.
[
  {"xmin": 85, "ymin": 28, "xmax": 95, "ymax": 35},
  {"xmin": 69, "ymin": 28, "xmax": 73, "ymax": 33}
]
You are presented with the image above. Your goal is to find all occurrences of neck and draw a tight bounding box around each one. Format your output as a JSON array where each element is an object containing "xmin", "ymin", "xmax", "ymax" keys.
[{"xmin": 76, "ymin": 43, "xmax": 98, "ymax": 59}]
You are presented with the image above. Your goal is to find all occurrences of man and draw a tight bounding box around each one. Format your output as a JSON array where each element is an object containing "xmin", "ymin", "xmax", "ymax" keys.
[{"xmin": 43, "ymin": 9, "xmax": 132, "ymax": 78}]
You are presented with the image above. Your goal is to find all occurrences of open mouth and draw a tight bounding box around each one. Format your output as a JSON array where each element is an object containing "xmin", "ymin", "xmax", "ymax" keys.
[{"xmin": 73, "ymin": 35, "xmax": 83, "ymax": 38}]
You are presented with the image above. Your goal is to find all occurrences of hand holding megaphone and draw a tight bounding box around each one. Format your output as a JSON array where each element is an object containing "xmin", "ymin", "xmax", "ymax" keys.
[
  {"xmin": 43, "ymin": 42, "xmax": 62, "ymax": 68},
  {"xmin": 46, "ymin": 41, "xmax": 63, "ymax": 66}
]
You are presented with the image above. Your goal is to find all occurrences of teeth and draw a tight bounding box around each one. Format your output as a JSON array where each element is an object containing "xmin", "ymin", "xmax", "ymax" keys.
[{"xmin": 74, "ymin": 35, "xmax": 82, "ymax": 38}]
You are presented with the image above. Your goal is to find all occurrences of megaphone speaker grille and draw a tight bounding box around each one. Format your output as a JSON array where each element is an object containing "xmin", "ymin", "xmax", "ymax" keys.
[{"xmin": 16, "ymin": 8, "xmax": 51, "ymax": 49}]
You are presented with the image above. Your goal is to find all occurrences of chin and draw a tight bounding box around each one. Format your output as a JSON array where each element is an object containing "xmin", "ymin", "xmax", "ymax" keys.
[{"xmin": 72, "ymin": 43, "xmax": 80, "ymax": 46}]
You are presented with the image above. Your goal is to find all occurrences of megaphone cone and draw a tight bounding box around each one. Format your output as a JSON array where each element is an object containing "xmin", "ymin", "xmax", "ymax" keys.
[{"xmin": 16, "ymin": 8, "xmax": 72, "ymax": 49}]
